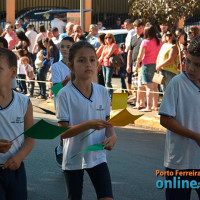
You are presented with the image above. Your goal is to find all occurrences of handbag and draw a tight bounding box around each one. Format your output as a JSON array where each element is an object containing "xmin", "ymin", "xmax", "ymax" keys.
[
  {"xmin": 109, "ymin": 54, "xmax": 124, "ymax": 68},
  {"xmin": 152, "ymin": 72, "xmax": 165, "ymax": 84}
]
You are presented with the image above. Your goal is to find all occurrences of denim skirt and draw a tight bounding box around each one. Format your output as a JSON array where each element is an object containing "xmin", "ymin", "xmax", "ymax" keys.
[{"xmin": 141, "ymin": 64, "xmax": 156, "ymax": 84}]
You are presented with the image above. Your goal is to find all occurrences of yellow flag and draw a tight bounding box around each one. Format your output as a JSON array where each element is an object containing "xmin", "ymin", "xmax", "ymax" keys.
[
  {"xmin": 108, "ymin": 109, "xmax": 143, "ymax": 126},
  {"xmin": 112, "ymin": 93, "xmax": 128, "ymax": 110}
]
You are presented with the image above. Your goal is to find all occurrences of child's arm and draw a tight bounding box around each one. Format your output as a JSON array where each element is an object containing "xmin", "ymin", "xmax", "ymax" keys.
[
  {"xmin": 160, "ymin": 115, "xmax": 200, "ymax": 146},
  {"xmin": 102, "ymin": 126, "xmax": 117, "ymax": 151},
  {"xmin": 3, "ymin": 101, "xmax": 35, "ymax": 170},
  {"xmin": 0, "ymin": 139, "xmax": 13, "ymax": 153},
  {"xmin": 59, "ymin": 119, "xmax": 113, "ymax": 139}
]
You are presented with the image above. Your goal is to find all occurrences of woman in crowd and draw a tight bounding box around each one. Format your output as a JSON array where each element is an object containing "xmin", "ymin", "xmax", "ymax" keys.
[
  {"xmin": 188, "ymin": 26, "xmax": 200, "ymax": 42},
  {"xmin": 32, "ymin": 24, "xmax": 47, "ymax": 54},
  {"xmin": 41, "ymin": 37, "xmax": 59, "ymax": 99},
  {"xmin": 156, "ymin": 30, "xmax": 179, "ymax": 92},
  {"xmin": 98, "ymin": 33, "xmax": 119, "ymax": 100},
  {"xmin": 14, "ymin": 30, "xmax": 30, "ymax": 51},
  {"xmin": 136, "ymin": 25, "xmax": 162, "ymax": 112},
  {"xmin": 96, "ymin": 33, "xmax": 106, "ymax": 86}
]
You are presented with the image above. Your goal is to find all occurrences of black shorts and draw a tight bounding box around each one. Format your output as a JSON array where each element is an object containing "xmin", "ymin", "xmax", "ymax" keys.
[
  {"xmin": 64, "ymin": 162, "xmax": 113, "ymax": 200},
  {"xmin": 0, "ymin": 162, "xmax": 27, "ymax": 200}
]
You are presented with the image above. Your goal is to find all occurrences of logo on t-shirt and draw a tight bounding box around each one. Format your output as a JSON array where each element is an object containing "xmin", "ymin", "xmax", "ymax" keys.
[
  {"xmin": 11, "ymin": 117, "xmax": 24, "ymax": 124},
  {"xmin": 96, "ymin": 105, "xmax": 104, "ymax": 111}
]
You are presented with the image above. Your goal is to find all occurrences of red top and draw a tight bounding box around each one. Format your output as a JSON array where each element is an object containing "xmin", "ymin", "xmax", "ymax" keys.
[{"xmin": 101, "ymin": 43, "xmax": 119, "ymax": 66}]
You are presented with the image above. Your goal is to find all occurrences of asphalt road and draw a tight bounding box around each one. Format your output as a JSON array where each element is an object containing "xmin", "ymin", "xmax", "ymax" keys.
[{"xmin": 25, "ymin": 111, "xmax": 199, "ymax": 200}]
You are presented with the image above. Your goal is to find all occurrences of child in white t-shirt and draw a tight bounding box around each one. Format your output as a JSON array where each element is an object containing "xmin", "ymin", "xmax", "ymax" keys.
[
  {"xmin": 159, "ymin": 36, "xmax": 200, "ymax": 199},
  {"xmin": 0, "ymin": 48, "xmax": 35, "ymax": 200},
  {"xmin": 56, "ymin": 41, "xmax": 117, "ymax": 200},
  {"xmin": 52, "ymin": 37, "xmax": 74, "ymax": 165},
  {"xmin": 16, "ymin": 49, "xmax": 27, "ymax": 94},
  {"xmin": 21, "ymin": 56, "xmax": 35, "ymax": 97}
]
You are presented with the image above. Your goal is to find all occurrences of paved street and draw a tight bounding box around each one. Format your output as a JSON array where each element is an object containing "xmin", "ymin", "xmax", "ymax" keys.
[{"xmin": 25, "ymin": 110, "xmax": 166, "ymax": 200}]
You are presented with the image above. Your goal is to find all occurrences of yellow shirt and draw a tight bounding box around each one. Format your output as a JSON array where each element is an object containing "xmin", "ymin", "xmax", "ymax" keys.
[{"xmin": 157, "ymin": 43, "xmax": 178, "ymax": 75}]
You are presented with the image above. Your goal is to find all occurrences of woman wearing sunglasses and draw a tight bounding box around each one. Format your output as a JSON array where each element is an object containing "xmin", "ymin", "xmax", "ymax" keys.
[
  {"xmin": 156, "ymin": 30, "xmax": 179, "ymax": 92},
  {"xmin": 188, "ymin": 26, "xmax": 200, "ymax": 43},
  {"xmin": 98, "ymin": 33, "xmax": 119, "ymax": 100}
]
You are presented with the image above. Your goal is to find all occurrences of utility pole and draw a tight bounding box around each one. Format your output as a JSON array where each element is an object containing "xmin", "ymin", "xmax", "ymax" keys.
[{"xmin": 80, "ymin": 0, "xmax": 84, "ymax": 32}]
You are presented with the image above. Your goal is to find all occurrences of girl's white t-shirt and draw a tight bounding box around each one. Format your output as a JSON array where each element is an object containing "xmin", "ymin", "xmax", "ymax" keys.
[{"xmin": 56, "ymin": 81, "xmax": 110, "ymax": 170}]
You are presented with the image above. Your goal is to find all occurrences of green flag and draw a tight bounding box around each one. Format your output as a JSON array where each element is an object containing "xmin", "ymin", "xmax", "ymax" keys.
[
  {"xmin": 50, "ymin": 82, "xmax": 63, "ymax": 96},
  {"xmin": 71, "ymin": 144, "xmax": 106, "ymax": 159},
  {"xmin": 11, "ymin": 119, "xmax": 69, "ymax": 141},
  {"xmin": 33, "ymin": 105, "xmax": 56, "ymax": 115}
]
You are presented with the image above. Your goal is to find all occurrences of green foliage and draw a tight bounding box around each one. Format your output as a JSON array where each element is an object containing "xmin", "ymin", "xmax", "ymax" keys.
[{"xmin": 129, "ymin": 0, "xmax": 200, "ymax": 27}]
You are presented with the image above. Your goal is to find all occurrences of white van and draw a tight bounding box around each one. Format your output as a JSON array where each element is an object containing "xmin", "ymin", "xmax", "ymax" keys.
[{"xmin": 98, "ymin": 29, "xmax": 128, "ymax": 45}]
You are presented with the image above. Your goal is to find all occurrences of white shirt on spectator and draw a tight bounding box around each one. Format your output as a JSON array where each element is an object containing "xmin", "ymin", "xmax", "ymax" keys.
[
  {"xmin": 51, "ymin": 18, "xmax": 66, "ymax": 34},
  {"xmin": 25, "ymin": 29, "xmax": 37, "ymax": 53},
  {"xmin": 125, "ymin": 29, "xmax": 136, "ymax": 52}
]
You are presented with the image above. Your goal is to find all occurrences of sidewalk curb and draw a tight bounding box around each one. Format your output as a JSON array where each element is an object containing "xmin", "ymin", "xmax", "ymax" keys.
[{"xmin": 34, "ymin": 99, "xmax": 165, "ymax": 132}]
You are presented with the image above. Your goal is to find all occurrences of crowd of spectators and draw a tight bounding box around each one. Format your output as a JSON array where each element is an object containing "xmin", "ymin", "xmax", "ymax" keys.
[{"xmin": 0, "ymin": 16, "xmax": 199, "ymax": 111}]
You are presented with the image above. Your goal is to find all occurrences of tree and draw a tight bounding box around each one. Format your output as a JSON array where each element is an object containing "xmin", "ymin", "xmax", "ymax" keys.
[{"xmin": 128, "ymin": 0, "xmax": 200, "ymax": 28}]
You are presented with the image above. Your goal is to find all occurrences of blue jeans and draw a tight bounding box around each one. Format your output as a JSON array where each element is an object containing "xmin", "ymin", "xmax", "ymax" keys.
[
  {"xmin": 102, "ymin": 66, "xmax": 114, "ymax": 100},
  {"xmin": 160, "ymin": 70, "xmax": 176, "ymax": 92},
  {"xmin": 120, "ymin": 72, "xmax": 127, "ymax": 92},
  {"xmin": 37, "ymin": 67, "xmax": 47, "ymax": 98},
  {"xmin": 17, "ymin": 74, "xmax": 27, "ymax": 94}
]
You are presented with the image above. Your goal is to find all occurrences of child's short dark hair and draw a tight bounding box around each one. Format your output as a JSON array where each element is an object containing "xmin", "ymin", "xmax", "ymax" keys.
[
  {"xmin": 61, "ymin": 36, "xmax": 75, "ymax": 44},
  {"xmin": 68, "ymin": 41, "xmax": 96, "ymax": 63},
  {"xmin": 0, "ymin": 37, "xmax": 8, "ymax": 48},
  {"xmin": 188, "ymin": 35, "xmax": 200, "ymax": 57},
  {"xmin": 0, "ymin": 48, "xmax": 17, "ymax": 68},
  {"xmin": 119, "ymin": 43, "xmax": 125, "ymax": 51}
]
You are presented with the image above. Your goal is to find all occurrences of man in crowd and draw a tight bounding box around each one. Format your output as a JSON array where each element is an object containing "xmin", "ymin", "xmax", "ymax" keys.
[
  {"xmin": 59, "ymin": 22, "xmax": 74, "ymax": 41},
  {"xmin": 124, "ymin": 19, "xmax": 135, "ymax": 52},
  {"xmin": 73, "ymin": 25, "xmax": 86, "ymax": 42},
  {"xmin": 88, "ymin": 24, "xmax": 100, "ymax": 50},
  {"xmin": 97, "ymin": 21, "xmax": 106, "ymax": 31},
  {"xmin": 51, "ymin": 14, "xmax": 66, "ymax": 34},
  {"xmin": 127, "ymin": 19, "xmax": 145, "ymax": 95},
  {"xmin": 112, "ymin": 17, "xmax": 123, "ymax": 29},
  {"xmin": 52, "ymin": 27, "xmax": 60, "ymax": 48},
  {"xmin": 4, "ymin": 23, "xmax": 17, "ymax": 50},
  {"xmin": 15, "ymin": 20, "xmax": 24, "ymax": 32}
]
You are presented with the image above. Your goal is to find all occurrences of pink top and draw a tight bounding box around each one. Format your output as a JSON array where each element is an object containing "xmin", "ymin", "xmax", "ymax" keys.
[
  {"xmin": 5, "ymin": 32, "xmax": 17, "ymax": 50},
  {"xmin": 101, "ymin": 43, "xmax": 119, "ymax": 67},
  {"xmin": 141, "ymin": 38, "xmax": 162, "ymax": 65}
]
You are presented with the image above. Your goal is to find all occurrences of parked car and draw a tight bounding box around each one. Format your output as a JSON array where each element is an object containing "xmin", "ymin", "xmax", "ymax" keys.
[{"xmin": 98, "ymin": 29, "xmax": 128, "ymax": 45}]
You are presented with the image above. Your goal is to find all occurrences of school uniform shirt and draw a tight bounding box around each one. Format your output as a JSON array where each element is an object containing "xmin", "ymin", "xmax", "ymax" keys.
[
  {"xmin": 51, "ymin": 61, "xmax": 71, "ymax": 84},
  {"xmin": 56, "ymin": 81, "xmax": 110, "ymax": 170},
  {"xmin": 24, "ymin": 64, "xmax": 34, "ymax": 79},
  {"xmin": 0, "ymin": 91, "xmax": 29, "ymax": 164},
  {"xmin": 159, "ymin": 72, "xmax": 200, "ymax": 170}
]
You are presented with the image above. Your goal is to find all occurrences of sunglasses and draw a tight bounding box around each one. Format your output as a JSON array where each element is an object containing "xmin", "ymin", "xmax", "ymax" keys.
[
  {"xmin": 166, "ymin": 34, "xmax": 172, "ymax": 37},
  {"xmin": 106, "ymin": 36, "xmax": 112, "ymax": 39},
  {"xmin": 188, "ymin": 31, "xmax": 193, "ymax": 35}
]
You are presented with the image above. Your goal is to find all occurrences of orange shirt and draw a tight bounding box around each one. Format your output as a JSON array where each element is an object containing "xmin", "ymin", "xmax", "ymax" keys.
[{"xmin": 101, "ymin": 43, "xmax": 118, "ymax": 66}]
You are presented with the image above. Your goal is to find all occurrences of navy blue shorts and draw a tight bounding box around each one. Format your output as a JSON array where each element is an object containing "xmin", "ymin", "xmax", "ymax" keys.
[
  {"xmin": 166, "ymin": 168, "xmax": 200, "ymax": 200},
  {"xmin": 64, "ymin": 162, "xmax": 113, "ymax": 200},
  {"xmin": 0, "ymin": 162, "xmax": 27, "ymax": 200}
]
